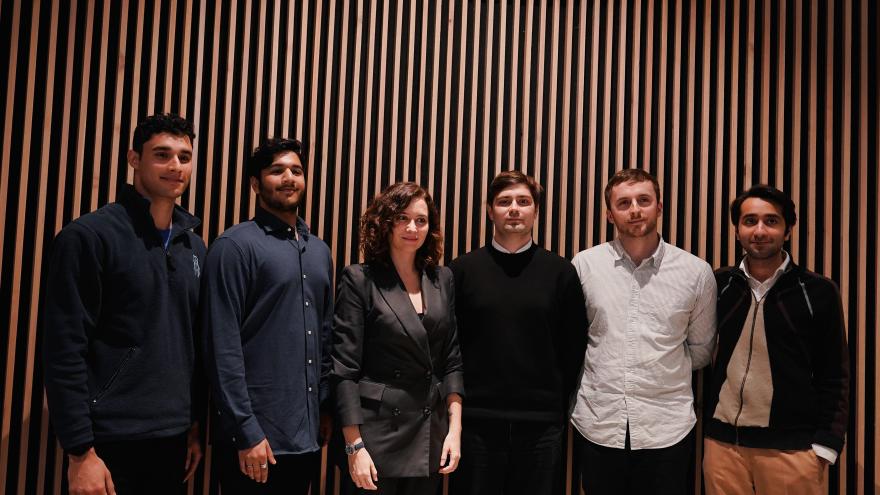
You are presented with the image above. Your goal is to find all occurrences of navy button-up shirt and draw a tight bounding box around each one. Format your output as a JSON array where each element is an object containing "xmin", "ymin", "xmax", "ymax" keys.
[{"xmin": 202, "ymin": 207, "xmax": 334, "ymax": 454}]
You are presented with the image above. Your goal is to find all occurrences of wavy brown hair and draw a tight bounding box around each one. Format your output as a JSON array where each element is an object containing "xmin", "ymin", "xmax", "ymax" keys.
[{"xmin": 360, "ymin": 182, "xmax": 443, "ymax": 271}]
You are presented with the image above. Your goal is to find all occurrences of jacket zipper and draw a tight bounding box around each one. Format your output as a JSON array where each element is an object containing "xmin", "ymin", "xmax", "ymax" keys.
[
  {"xmin": 91, "ymin": 346, "xmax": 137, "ymax": 404},
  {"xmin": 732, "ymin": 295, "xmax": 760, "ymax": 445}
]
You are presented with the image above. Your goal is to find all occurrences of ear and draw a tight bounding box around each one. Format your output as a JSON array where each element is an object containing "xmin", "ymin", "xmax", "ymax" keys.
[
  {"xmin": 250, "ymin": 176, "xmax": 260, "ymax": 196},
  {"xmin": 784, "ymin": 226, "xmax": 791, "ymax": 242},
  {"xmin": 656, "ymin": 200, "xmax": 663, "ymax": 216},
  {"xmin": 605, "ymin": 207, "xmax": 613, "ymax": 224},
  {"xmin": 734, "ymin": 225, "xmax": 741, "ymax": 242},
  {"xmin": 127, "ymin": 150, "xmax": 140, "ymax": 170},
  {"xmin": 486, "ymin": 203, "xmax": 496, "ymax": 224}
]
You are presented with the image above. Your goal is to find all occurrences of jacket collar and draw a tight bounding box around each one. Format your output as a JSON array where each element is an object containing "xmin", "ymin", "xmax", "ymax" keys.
[
  {"xmin": 371, "ymin": 263, "xmax": 438, "ymax": 366},
  {"xmin": 117, "ymin": 184, "xmax": 201, "ymax": 236}
]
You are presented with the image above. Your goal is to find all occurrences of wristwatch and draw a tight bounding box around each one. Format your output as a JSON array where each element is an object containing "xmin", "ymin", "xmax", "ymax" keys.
[{"xmin": 344, "ymin": 441, "xmax": 365, "ymax": 455}]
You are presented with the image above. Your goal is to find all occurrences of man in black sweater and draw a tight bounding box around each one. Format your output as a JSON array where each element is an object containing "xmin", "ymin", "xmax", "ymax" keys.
[
  {"xmin": 43, "ymin": 114, "xmax": 205, "ymax": 494},
  {"xmin": 448, "ymin": 171, "xmax": 588, "ymax": 495}
]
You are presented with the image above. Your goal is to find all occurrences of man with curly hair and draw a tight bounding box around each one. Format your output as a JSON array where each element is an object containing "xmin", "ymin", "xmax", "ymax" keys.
[{"xmin": 202, "ymin": 138, "xmax": 334, "ymax": 494}]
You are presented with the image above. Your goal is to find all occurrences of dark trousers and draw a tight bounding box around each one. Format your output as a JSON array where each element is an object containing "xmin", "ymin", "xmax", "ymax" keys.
[
  {"xmin": 576, "ymin": 427, "xmax": 695, "ymax": 495},
  {"xmin": 338, "ymin": 470, "xmax": 441, "ymax": 495},
  {"xmin": 449, "ymin": 418, "xmax": 565, "ymax": 495},
  {"xmin": 213, "ymin": 442, "xmax": 320, "ymax": 495},
  {"xmin": 62, "ymin": 433, "xmax": 189, "ymax": 495}
]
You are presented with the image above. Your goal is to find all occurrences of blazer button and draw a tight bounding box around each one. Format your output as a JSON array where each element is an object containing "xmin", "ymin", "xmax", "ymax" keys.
[
  {"xmin": 394, "ymin": 370, "xmax": 401, "ymax": 379},
  {"xmin": 422, "ymin": 407, "xmax": 432, "ymax": 417},
  {"xmin": 392, "ymin": 408, "xmax": 400, "ymax": 416},
  {"xmin": 425, "ymin": 370, "xmax": 432, "ymax": 380}
]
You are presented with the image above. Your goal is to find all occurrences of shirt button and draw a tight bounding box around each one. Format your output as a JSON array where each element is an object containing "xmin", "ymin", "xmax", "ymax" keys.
[
  {"xmin": 305, "ymin": 301, "xmax": 310, "ymax": 307},
  {"xmin": 308, "ymin": 386, "xmax": 313, "ymax": 392},
  {"xmin": 422, "ymin": 407, "xmax": 431, "ymax": 417},
  {"xmin": 303, "ymin": 274, "xmax": 307, "ymax": 279},
  {"xmin": 307, "ymin": 330, "xmax": 312, "ymax": 335},
  {"xmin": 308, "ymin": 359, "xmax": 313, "ymax": 364}
]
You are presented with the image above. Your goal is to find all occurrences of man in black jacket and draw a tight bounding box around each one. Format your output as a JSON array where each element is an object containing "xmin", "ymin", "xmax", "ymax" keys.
[
  {"xmin": 704, "ymin": 185, "xmax": 849, "ymax": 495},
  {"xmin": 43, "ymin": 114, "xmax": 206, "ymax": 494}
]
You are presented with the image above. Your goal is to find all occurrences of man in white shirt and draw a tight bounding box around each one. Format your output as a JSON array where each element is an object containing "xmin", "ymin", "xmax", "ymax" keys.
[
  {"xmin": 570, "ymin": 168, "xmax": 717, "ymax": 495},
  {"xmin": 703, "ymin": 185, "xmax": 848, "ymax": 495}
]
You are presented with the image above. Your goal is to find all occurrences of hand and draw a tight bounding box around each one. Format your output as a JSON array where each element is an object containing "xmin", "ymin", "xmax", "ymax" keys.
[
  {"xmin": 238, "ymin": 438, "xmax": 277, "ymax": 483},
  {"xmin": 68, "ymin": 448, "xmax": 115, "ymax": 495},
  {"xmin": 347, "ymin": 447, "xmax": 378, "ymax": 490},
  {"xmin": 439, "ymin": 429, "xmax": 461, "ymax": 474},
  {"xmin": 183, "ymin": 423, "xmax": 203, "ymax": 482},
  {"xmin": 319, "ymin": 413, "xmax": 333, "ymax": 447}
]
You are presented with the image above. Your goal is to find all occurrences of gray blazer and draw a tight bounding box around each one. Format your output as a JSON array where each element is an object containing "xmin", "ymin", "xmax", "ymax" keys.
[{"xmin": 331, "ymin": 263, "xmax": 464, "ymax": 478}]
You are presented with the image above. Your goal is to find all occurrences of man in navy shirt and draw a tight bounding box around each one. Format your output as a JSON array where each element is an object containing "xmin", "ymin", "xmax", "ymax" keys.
[{"xmin": 202, "ymin": 138, "xmax": 334, "ymax": 493}]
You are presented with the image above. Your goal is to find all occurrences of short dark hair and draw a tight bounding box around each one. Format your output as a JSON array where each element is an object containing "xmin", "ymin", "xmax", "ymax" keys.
[
  {"xmin": 131, "ymin": 113, "xmax": 196, "ymax": 154},
  {"xmin": 247, "ymin": 138, "xmax": 307, "ymax": 179},
  {"xmin": 360, "ymin": 182, "xmax": 443, "ymax": 271},
  {"xmin": 487, "ymin": 170, "xmax": 544, "ymax": 207},
  {"xmin": 604, "ymin": 168, "xmax": 661, "ymax": 208},
  {"xmin": 730, "ymin": 184, "xmax": 797, "ymax": 233}
]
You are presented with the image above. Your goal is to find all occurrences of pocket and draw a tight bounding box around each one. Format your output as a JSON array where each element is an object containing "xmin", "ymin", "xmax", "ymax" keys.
[{"xmin": 91, "ymin": 346, "xmax": 137, "ymax": 404}]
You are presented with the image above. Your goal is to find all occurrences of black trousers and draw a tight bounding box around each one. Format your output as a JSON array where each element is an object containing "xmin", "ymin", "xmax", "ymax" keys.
[
  {"xmin": 62, "ymin": 433, "xmax": 189, "ymax": 495},
  {"xmin": 448, "ymin": 418, "xmax": 565, "ymax": 495},
  {"xmin": 575, "ymin": 426, "xmax": 695, "ymax": 495},
  {"xmin": 213, "ymin": 442, "xmax": 320, "ymax": 495}
]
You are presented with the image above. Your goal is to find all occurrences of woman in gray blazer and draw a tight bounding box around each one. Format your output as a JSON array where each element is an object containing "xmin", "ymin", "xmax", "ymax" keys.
[{"xmin": 332, "ymin": 182, "xmax": 464, "ymax": 494}]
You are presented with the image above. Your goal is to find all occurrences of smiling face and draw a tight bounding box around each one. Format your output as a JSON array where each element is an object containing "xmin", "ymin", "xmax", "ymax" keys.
[
  {"xmin": 606, "ymin": 179, "xmax": 663, "ymax": 239},
  {"xmin": 388, "ymin": 198, "xmax": 430, "ymax": 257},
  {"xmin": 128, "ymin": 132, "xmax": 194, "ymax": 201},
  {"xmin": 735, "ymin": 197, "xmax": 789, "ymax": 261},
  {"xmin": 250, "ymin": 151, "xmax": 306, "ymax": 214}
]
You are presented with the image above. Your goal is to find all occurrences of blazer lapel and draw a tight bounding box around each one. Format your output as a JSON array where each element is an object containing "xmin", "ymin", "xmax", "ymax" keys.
[{"xmin": 374, "ymin": 265, "xmax": 432, "ymax": 363}]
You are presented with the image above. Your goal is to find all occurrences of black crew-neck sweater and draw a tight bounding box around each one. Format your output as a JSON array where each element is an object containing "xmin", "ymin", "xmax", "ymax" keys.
[{"xmin": 449, "ymin": 244, "xmax": 588, "ymax": 422}]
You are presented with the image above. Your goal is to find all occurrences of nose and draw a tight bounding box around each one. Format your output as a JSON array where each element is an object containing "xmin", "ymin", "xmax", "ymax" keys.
[{"xmin": 167, "ymin": 155, "xmax": 181, "ymax": 171}]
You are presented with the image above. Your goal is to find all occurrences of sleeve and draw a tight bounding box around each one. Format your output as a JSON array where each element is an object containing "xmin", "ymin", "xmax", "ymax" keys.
[
  {"xmin": 41, "ymin": 224, "xmax": 103, "ymax": 451},
  {"xmin": 687, "ymin": 263, "xmax": 718, "ymax": 370},
  {"xmin": 319, "ymin": 250, "xmax": 335, "ymax": 410},
  {"xmin": 439, "ymin": 269, "xmax": 464, "ymax": 398},
  {"xmin": 200, "ymin": 238, "xmax": 265, "ymax": 449},
  {"xmin": 557, "ymin": 265, "xmax": 589, "ymax": 402},
  {"xmin": 809, "ymin": 279, "xmax": 850, "ymax": 454},
  {"xmin": 331, "ymin": 266, "xmax": 368, "ymax": 426}
]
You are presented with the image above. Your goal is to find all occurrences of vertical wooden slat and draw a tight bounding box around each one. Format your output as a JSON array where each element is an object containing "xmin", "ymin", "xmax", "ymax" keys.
[
  {"xmin": 184, "ymin": 0, "xmax": 205, "ymax": 211},
  {"xmin": 371, "ymin": 0, "xmax": 389, "ymax": 197},
  {"xmin": 759, "ymin": 0, "xmax": 771, "ymax": 183},
  {"xmin": 316, "ymin": 0, "xmax": 336, "ymax": 235},
  {"xmin": 571, "ymin": 0, "xmax": 588, "ymax": 255},
  {"xmin": 464, "ymin": 0, "xmax": 481, "ymax": 250},
  {"xmin": 727, "ymin": 0, "xmax": 742, "ymax": 267},
  {"xmin": 281, "ymin": 2, "xmax": 295, "ymax": 137},
  {"xmin": 542, "ymin": 0, "xmax": 558, "ymax": 245},
  {"xmin": 217, "ymin": 0, "xmax": 238, "ymax": 235},
  {"xmin": 478, "ymin": 0, "xmax": 494, "ymax": 244},
  {"xmin": 743, "ymin": 0, "xmax": 756, "ymax": 186},
  {"xmin": 790, "ymin": 0, "xmax": 803, "ymax": 262},
  {"xmin": 856, "ymin": 2, "xmax": 870, "ymax": 491},
  {"xmin": 557, "ymin": 0, "xmax": 574, "ymax": 254},
  {"xmin": 200, "ymin": 0, "xmax": 223, "ymax": 238},
  {"xmin": 72, "ymin": 0, "xmax": 95, "ymax": 218},
  {"xmin": 642, "ymin": 0, "xmax": 655, "ymax": 173},
  {"xmin": 712, "ymin": 0, "xmax": 727, "ymax": 265},
  {"xmin": 89, "ymin": 0, "xmax": 111, "ymax": 211},
  {"xmin": 330, "ymin": 0, "xmax": 351, "ymax": 268},
  {"xmin": 343, "ymin": 0, "xmax": 364, "ymax": 268},
  {"xmin": 494, "ymin": 0, "xmax": 506, "ymax": 179},
  {"xmin": 599, "ymin": 0, "xmax": 615, "ymax": 245},
  {"xmin": 387, "ymin": 0, "xmax": 404, "ymax": 183},
  {"xmin": 698, "ymin": 0, "xmax": 712, "ymax": 260},
  {"xmin": 806, "ymin": 0, "xmax": 818, "ymax": 271},
  {"xmin": 775, "ymin": 0, "xmax": 787, "ymax": 187},
  {"xmin": 668, "ymin": 0, "xmax": 682, "ymax": 245},
  {"xmin": 684, "ymin": 0, "xmax": 697, "ymax": 255},
  {"xmin": 401, "ymin": 0, "xmax": 418, "ymax": 182},
  {"xmin": 146, "ymin": 0, "xmax": 162, "ymax": 113},
  {"xmin": 451, "ymin": 0, "xmax": 467, "ymax": 259},
  {"xmin": 295, "ymin": 1, "xmax": 309, "ymax": 139},
  {"xmin": 508, "ymin": 0, "xmax": 520, "ymax": 173},
  {"xmin": 162, "ymin": 0, "xmax": 177, "ymax": 113},
  {"xmin": 822, "ymin": 0, "xmax": 835, "ymax": 279},
  {"xmin": 178, "ymin": 0, "xmax": 193, "ymax": 113},
  {"xmin": 439, "ymin": 0, "xmax": 456, "ymax": 250},
  {"xmin": 360, "ymin": 0, "xmax": 378, "ymax": 215},
  {"xmin": 519, "ymin": 0, "xmax": 533, "ymax": 176},
  {"xmin": 615, "ymin": 0, "xmax": 628, "ymax": 171},
  {"xmin": 415, "ymin": 0, "xmax": 430, "ymax": 187},
  {"xmin": 237, "ymin": 0, "xmax": 254, "ymax": 224},
  {"xmin": 655, "ymin": 0, "xmax": 668, "ymax": 204},
  {"xmin": 586, "ymin": 0, "xmax": 600, "ymax": 249},
  {"xmin": 107, "ymin": 0, "xmax": 131, "ymax": 204},
  {"xmin": 427, "ymin": 0, "xmax": 442, "ymax": 196},
  {"xmin": 267, "ymin": 1, "xmax": 281, "ymax": 136},
  {"xmin": 629, "ymin": 0, "xmax": 643, "ymax": 170}
]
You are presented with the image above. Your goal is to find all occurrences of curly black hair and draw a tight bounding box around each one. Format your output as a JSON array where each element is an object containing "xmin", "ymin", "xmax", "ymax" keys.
[
  {"xmin": 247, "ymin": 138, "xmax": 307, "ymax": 179},
  {"xmin": 730, "ymin": 184, "xmax": 797, "ymax": 233},
  {"xmin": 360, "ymin": 182, "xmax": 443, "ymax": 271}
]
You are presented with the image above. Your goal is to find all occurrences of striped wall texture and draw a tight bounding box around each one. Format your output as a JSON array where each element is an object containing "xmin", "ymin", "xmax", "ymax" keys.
[{"xmin": 0, "ymin": 0, "xmax": 877, "ymax": 494}]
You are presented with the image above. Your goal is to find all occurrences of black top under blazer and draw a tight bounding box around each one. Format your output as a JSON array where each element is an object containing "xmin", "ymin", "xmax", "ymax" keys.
[{"xmin": 331, "ymin": 263, "xmax": 465, "ymax": 478}]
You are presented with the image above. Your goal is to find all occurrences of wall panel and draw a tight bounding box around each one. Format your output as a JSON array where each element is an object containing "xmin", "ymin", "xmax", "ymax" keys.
[{"xmin": 0, "ymin": 1, "xmax": 876, "ymax": 494}]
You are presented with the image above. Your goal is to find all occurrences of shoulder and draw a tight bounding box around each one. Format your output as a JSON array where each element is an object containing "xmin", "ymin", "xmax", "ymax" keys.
[
  {"xmin": 571, "ymin": 242, "xmax": 611, "ymax": 269},
  {"xmin": 792, "ymin": 265, "xmax": 840, "ymax": 298},
  {"xmin": 663, "ymin": 242, "xmax": 713, "ymax": 275},
  {"xmin": 449, "ymin": 247, "xmax": 488, "ymax": 269}
]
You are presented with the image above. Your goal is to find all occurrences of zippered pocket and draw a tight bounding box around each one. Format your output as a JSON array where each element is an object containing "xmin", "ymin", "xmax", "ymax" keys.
[{"xmin": 91, "ymin": 346, "xmax": 137, "ymax": 405}]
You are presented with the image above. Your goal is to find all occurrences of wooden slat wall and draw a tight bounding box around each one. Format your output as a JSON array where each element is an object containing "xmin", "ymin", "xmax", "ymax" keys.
[{"xmin": 0, "ymin": 1, "xmax": 876, "ymax": 494}]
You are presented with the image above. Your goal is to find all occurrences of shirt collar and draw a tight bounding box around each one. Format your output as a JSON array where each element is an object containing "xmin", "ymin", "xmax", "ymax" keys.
[
  {"xmin": 491, "ymin": 237, "xmax": 533, "ymax": 254},
  {"xmin": 740, "ymin": 251, "xmax": 790, "ymax": 289},
  {"xmin": 610, "ymin": 235, "xmax": 666, "ymax": 268},
  {"xmin": 254, "ymin": 206, "xmax": 311, "ymax": 241}
]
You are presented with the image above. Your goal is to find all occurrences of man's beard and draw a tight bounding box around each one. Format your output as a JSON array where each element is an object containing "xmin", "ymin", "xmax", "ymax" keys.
[{"xmin": 259, "ymin": 186, "xmax": 303, "ymax": 213}]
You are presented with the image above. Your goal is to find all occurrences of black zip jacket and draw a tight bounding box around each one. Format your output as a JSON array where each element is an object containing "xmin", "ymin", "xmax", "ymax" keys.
[
  {"xmin": 705, "ymin": 262, "xmax": 849, "ymax": 454},
  {"xmin": 42, "ymin": 184, "xmax": 207, "ymax": 451}
]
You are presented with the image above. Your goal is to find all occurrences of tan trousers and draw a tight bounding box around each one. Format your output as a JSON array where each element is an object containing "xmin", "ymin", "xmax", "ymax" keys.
[{"xmin": 703, "ymin": 437, "xmax": 828, "ymax": 495}]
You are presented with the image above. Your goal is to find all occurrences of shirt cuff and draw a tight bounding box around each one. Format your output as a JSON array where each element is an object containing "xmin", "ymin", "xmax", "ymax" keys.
[{"xmin": 812, "ymin": 443, "xmax": 838, "ymax": 464}]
